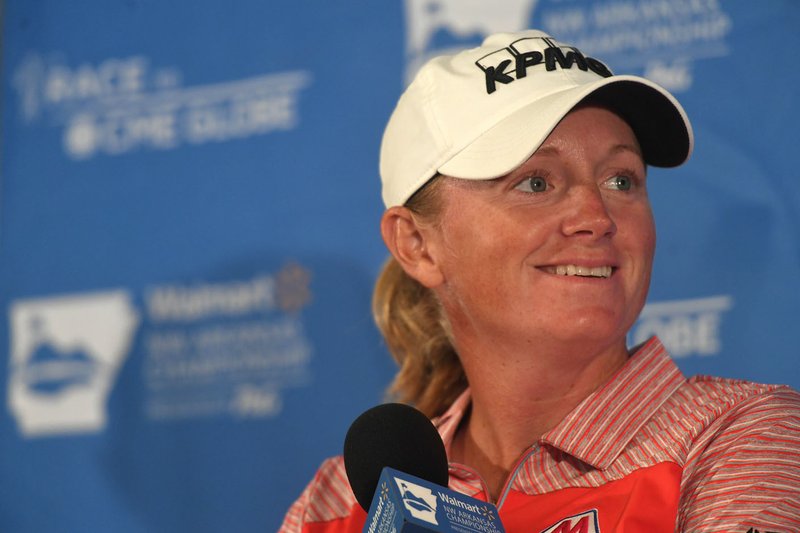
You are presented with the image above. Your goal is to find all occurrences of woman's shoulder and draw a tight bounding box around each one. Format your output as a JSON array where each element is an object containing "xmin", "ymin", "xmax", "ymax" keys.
[
  {"xmin": 280, "ymin": 455, "xmax": 361, "ymax": 532},
  {"xmin": 675, "ymin": 379, "xmax": 800, "ymax": 530},
  {"xmin": 640, "ymin": 375, "xmax": 800, "ymax": 463},
  {"xmin": 680, "ymin": 374, "xmax": 800, "ymax": 416},
  {"xmin": 304, "ymin": 455, "xmax": 355, "ymax": 504},
  {"xmin": 670, "ymin": 376, "xmax": 800, "ymax": 453}
]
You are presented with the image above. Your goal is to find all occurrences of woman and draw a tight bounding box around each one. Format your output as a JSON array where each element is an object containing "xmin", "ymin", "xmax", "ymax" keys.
[{"xmin": 281, "ymin": 30, "xmax": 800, "ymax": 532}]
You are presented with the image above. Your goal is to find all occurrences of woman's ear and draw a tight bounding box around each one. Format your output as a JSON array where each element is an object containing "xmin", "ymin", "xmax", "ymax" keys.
[{"xmin": 380, "ymin": 206, "xmax": 444, "ymax": 288}]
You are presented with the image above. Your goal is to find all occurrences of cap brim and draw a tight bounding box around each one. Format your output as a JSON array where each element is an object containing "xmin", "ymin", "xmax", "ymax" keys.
[{"xmin": 438, "ymin": 75, "xmax": 693, "ymax": 180}]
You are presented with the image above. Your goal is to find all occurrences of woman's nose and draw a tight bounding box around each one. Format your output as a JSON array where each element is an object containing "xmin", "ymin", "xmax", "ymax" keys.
[{"xmin": 560, "ymin": 185, "xmax": 617, "ymax": 239}]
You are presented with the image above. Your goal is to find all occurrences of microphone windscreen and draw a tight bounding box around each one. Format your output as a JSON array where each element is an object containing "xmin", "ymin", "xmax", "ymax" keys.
[{"xmin": 343, "ymin": 403, "xmax": 449, "ymax": 511}]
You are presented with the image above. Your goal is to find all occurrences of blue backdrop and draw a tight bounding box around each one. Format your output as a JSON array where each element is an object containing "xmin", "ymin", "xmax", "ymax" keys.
[{"xmin": 1, "ymin": 1, "xmax": 798, "ymax": 531}]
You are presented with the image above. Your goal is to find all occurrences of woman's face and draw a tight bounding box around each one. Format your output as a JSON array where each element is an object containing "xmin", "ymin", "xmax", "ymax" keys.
[{"xmin": 428, "ymin": 105, "xmax": 655, "ymax": 352}]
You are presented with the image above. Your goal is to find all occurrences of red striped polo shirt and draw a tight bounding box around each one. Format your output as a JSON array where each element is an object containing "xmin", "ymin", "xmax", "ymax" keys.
[{"xmin": 280, "ymin": 337, "xmax": 800, "ymax": 532}]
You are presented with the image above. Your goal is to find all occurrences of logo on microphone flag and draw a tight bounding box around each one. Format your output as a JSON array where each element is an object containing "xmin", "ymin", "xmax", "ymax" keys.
[
  {"xmin": 395, "ymin": 478, "xmax": 438, "ymax": 525},
  {"xmin": 365, "ymin": 467, "xmax": 505, "ymax": 532}
]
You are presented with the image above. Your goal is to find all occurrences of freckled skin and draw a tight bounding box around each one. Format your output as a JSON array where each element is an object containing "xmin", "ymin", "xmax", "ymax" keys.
[{"xmin": 427, "ymin": 105, "xmax": 655, "ymax": 361}]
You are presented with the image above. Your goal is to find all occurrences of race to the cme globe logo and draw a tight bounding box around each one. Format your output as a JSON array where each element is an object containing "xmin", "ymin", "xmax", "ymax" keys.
[{"xmin": 12, "ymin": 53, "xmax": 311, "ymax": 160}]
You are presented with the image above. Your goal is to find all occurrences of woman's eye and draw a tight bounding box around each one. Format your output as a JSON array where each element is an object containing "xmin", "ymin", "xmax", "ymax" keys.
[
  {"xmin": 606, "ymin": 175, "xmax": 633, "ymax": 191},
  {"xmin": 514, "ymin": 176, "xmax": 548, "ymax": 193}
]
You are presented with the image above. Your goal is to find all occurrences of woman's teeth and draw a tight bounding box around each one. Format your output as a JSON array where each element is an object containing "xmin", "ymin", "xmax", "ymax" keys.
[{"xmin": 545, "ymin": 265, "xmax": 613, "ymax": 278}]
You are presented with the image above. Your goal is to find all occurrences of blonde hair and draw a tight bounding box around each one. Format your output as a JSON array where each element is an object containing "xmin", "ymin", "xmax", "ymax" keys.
[{"xmin": 372, "ymin": 177, "xmax": 467, "ymax": 418}]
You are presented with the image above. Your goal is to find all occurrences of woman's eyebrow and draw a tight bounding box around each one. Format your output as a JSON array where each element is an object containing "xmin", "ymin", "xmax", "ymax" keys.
[
  {"xmin": 610, "ymin": 143, "xmax": 644, "ymax": 158},
  {"xmin": 532, "ymin": 142, "xmax": 643, "ymax": 159}
]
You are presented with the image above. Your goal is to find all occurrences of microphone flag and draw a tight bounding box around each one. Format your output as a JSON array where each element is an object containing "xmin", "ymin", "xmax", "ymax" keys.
[{"xmin": 363, "ymin": 467, "xmax": 505, "ymax": 533}]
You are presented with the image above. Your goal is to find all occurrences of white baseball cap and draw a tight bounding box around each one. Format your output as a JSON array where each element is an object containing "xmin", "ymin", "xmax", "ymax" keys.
[{"xmin": 379, "ymin": 29, "xmax": 694, "ymax": 208}]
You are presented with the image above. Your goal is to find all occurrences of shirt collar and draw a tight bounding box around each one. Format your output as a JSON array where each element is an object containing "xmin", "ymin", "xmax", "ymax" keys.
[
  {"xmin": 433, "ymin": 337, "xmax": 685, "ymax": 471},
  {"xmin": 541, "ymin": 337, "xmax": 685, "ymax": 469},
  {"xmin": 434, "ymin": 387, "xmax": 472, "ymax": 453}
]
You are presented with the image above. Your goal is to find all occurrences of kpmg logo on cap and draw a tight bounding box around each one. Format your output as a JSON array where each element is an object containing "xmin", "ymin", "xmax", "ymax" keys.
[{"xmin": 476, "ymin": 36, "xmax": 612, "ymax": 94}]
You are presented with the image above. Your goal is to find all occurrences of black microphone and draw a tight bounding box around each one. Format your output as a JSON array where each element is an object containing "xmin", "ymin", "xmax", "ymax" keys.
[
  {"xmin": 344, "ymin": 403, "xmax": 449, "ymax": 511},
  {"xmin": 343, "ymin": 403, "xmax": 505, "ymax": 532}
]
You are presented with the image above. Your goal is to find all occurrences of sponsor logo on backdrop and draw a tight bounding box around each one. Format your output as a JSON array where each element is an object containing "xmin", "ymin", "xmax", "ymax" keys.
[
  {"xmin": 403, "ymin": 0, "xmax": 732, "ymax": 91},
  {"xmin": 8, "ymin": 290, "xmax": 139, "ymax": 437},
  {"xmin": 404, "ymin": 0, "xmax": 539, "ymax": 82},
  {"xmin": 12, "ymin": 53, "xmax": 312, "ymax": 160},
  {"xmin": 7, "ymin": 262, "xmax": 314, "ymax": 437},
  {"xmin": 538, "ymin": 0, "xmax": 733, "ymax": 91},
  {"xmin": 631, "ymin": 295, "xmax": 733, "ymax": 358},
  {"xmin": 143, "ymin": 262, "xmax": 313, "ymax": 421},
  {"xmin": 540, "ymin": 509, "xmax": 600, "ymax": 533}
]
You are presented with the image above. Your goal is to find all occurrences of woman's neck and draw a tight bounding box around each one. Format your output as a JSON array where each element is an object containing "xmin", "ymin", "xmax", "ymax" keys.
[{"xmin": 449, "ymin": 339, "xmax": 630, "ymax": 502}]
